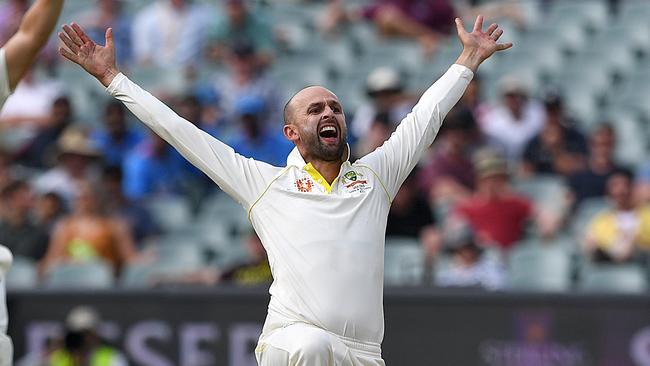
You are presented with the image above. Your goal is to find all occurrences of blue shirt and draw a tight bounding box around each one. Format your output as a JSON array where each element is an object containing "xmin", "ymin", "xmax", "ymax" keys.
[
  {"xmin": 92, "ymin": 129, "xmax": 144, "ymax": 167},
  {"xmin": 228, "ymin": 130, "xmax": 293, "ymax": 167},
  {"xmin": 123, "ymin": 142, "xmax": 188, "ymax": 200}
]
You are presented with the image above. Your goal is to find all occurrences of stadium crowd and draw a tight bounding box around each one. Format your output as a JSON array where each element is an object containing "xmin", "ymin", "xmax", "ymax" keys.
[{"xmin": 0, "ymin": 0, "xmax": 649, "ymax": 292}]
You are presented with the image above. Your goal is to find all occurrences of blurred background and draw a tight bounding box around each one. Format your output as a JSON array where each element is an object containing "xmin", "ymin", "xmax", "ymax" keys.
[{"xmin": 1, "ymin": 0, "xmax": 650, "ymax": 365}]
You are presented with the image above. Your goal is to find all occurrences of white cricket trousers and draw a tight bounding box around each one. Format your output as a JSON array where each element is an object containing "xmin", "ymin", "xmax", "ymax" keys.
[
  {"xmin": 255, "ymin": 323, "xmax": 385, "ymax": 366},
  {"xmin": 0, "ymin": 333, "xmax": 12, "ymax": 366}
]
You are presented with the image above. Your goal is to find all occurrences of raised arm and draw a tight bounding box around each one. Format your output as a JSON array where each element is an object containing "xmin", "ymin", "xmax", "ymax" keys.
[
  {"xmin": 3, "ymin": 0, "xmax": 64, "ymax": 90},
  {"xmin": 58, "ymin": 24, "xmax": 278, "ymax": 208},
  {"xmin": 359, "ymin": 16, "xmax": 511, "ymax": 200}
]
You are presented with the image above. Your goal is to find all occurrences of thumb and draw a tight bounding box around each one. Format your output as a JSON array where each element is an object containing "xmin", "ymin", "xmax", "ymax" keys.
[
  {"xmin": 454, "ymin": 18, "xmax": 466, "ymax": 37},
  {"xmin": 105, "ymin": 28, "xmax": 114, "ymax": 49}
]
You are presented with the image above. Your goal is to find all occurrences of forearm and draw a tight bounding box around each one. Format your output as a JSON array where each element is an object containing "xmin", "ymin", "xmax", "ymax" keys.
[
  {"xmin": 4, "ymin": 0, "xmax": 64, "ymax": 88},
  {"xmin": 454, "ymin": 47, "xmax": 484, "ymax": 73}
]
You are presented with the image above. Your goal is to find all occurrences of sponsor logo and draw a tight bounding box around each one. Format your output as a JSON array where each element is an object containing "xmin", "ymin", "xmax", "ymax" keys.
[{"xmin": 294, "ymin": 178, "xmax": 313, "ymax": 193}]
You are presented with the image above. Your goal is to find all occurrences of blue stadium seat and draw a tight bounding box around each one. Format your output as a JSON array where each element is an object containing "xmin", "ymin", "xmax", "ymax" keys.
[
  {"xmin": 579, "ymin": 264, "xmax": 648, "ymax": 293},
  {"xmin": 508, "ymin": 241, "xmax": 572, "ymax": 292},
  {"xmin": 147, "ymin": 196, "xmax": 193, "ymax": 233},
  {"xmin": 45, "ymin": 260, "xmax": 114, "ymax": 289},
  {"xmin": 5, "ymin": 256, "xmax": 38, "ymax": 289},
  {"xmin": 384, "ymin": 237, "xmax": 424, "ymax": 286}
]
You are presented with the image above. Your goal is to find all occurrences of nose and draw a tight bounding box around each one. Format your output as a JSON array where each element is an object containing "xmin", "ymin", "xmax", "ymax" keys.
[{"xmin": 321, "ymin": 105, "xmax": 335, "ymax": 119}]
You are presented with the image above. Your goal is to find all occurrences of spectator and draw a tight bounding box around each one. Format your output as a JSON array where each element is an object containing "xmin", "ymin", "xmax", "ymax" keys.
[
  {"xmin": 568, "ymin": 123, "xmax": 625, "ymax": 207},
  {"xmin": 219, "ymin": 232, "xmax": 272, "ymax": 286},
  {"xmin": 322, "ymin": 0, "xmax": 456, "ymax": 55},
  {"xmin": 521, "ymin": 92, "xmax": 588, "ymax": 177},
  {"xmin": 13, "ymin": 96, "xmax": 74, "ymax": 168},
  {"xmin": 214, "ymin": 40, "xmax": 282, "ymax": 126},
  {"xmin": 0, "ymin": 70, "xmax": 64, "ymax": 150},
  {"xmin": 0, "ymin": 180, "xmax": 48, "ymax": 261},
  {"xmin": 91, "ymin": 101, "xmax": 143, "ymax": 168},
  {"xmin": 176, "ymin": 94, "xmax": 221, "ymax": 138},
  {"xmin": 583, "ymin": 169, "xmax": 650, "ymax": 263},
  {"xmin": 100, "ymin": 166, "xmax": 159, "ymax": 243},
  {"xmin": 40, "ymin": 181, "xmax": 138, "ymax": 275},
  {"xmin": 132, "ymin": 0, "xmax": 210, "ymax": 67},
  {"xmin": 33, "ymin": 191, "xmax": 65, "ymax": 235},
  {"xmin": 46, "ymin": 306, "xmax": 127, "ymax": 366},
  {"xmin": 449, "ymin": 149, "xmax": 534, "ymax": 250},
  {"xmin": 355, "ymin": 112, "xmax": 393, "ymax": 158},
  {"xmin": 417, "ymin": 106, "xmax": 478, "ymax": 206},
  {"xmin": 436, "ymin": 220, "xmax": 506, "ymax": 289},
  {"xmin": 77, "ymin": 0, "xmax": 133, "ymax": 67},
  {"xmin": 122, "ymin": 132, "xmax": 188, "ymax": 201},
  {"xmin": 458, "ymin": 73, "xmax": 491, "ymax": 126},
  {"xmin": 207, "ymin": 0, "xmax": 275, "ymax": 65},
  {"xmin": 480, "ymin": 77, "xmax": 545, "ymax": 163},
  {"xmin": 228, "ymin": 95, "xmax": 293, "ymax": 166},
  {"xmin": 351, "ymin": 66, "xmax": 414, "ymax": 144},
  {"xmin": 33, "ymin": 127, "xmax": 101, "ymax": 206},
  {"xmin": 386, "ymin": 171, "xmax": 440, "ymax": 257}
]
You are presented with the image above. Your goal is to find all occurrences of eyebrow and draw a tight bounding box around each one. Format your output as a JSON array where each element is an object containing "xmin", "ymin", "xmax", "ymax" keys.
[{"xmin": 306, "ymin": 99, "xmax": 341, "ymax": 111}]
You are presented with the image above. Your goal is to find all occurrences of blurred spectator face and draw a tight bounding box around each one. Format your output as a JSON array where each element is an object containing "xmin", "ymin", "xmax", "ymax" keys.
[
  {"xmin": 104, "ymin": 102, "xmax": 126, "ymax": 137},
  {"xmin": 52, "ymin": 97, "xmax": 72, "ymax": 127},
  {"xmin": 229, "ymin": 52, "xmax": 257, "ymax": 79},
  {"xmin": 455, "ymin": 245, "xmax": 480, "ymax": 267},
  {"xmin": 178, "ymin": 96, "xmax": 202, "ymax": 124},
  {"xmin": 74, "ymin": 182, "xmax": 100, "ymax": 215},
  {"xmin": 590, "ymin": 125, "xmax": 615, "ymax": 162},
  {"xmin": 478, "ymin": 174, "xmax": 508, "ymax": 197},
  {"xmin": 3, "ymin": 182, "xmax": 33, "ymax": 214},
  {"xmin": 462, "ymin": 77, "xmax": 481, "ymax": 107},
  {"xmin": 503, "ymin": 91, "xmax": 526, "ymax": 118},
  {"xmin": 101, "ymin": 167, "xmax": 123, "ymax": 199},
  {"xmin": 607, "ymin": 172, "xmax": 633, "ymax": 210},
  {"xmin": 226, "ymin": 0, "xmax": 247, "ymax": 25},
  {"xmin": 37, "ymin": 192, "xmax": 64, "ymax": 222}
]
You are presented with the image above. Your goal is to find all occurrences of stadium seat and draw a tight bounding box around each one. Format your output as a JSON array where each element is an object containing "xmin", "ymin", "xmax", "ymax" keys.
[
  {"xmin": 384, "ymin": 238, "xmax": 424, "ymax": 286},
  {"xmin": 512, "ymin": 175, "xmax": 569, "ymax": 215},
  {"xmin": 147, "ymin": 196, "xmax": 193, "ymax": 233},
  {"xmin": 5, "ymin": 256, "xmax": 38, "ymax": 289},
  {"xmin": 153, "ymin": 243, "xmax": 205, "ymax": 270},
  {"xmin": 120, "ymin": 262, "xmax": 156, "ymax": 288},
  {"xmin": 45, "ymin": 260, "xmax": 114, "ymax": 289},
  {"xmin": 507, "ymin": 242, "xmax": 572, "ymax": 292},
  {"xmin": 571, "ymin": 197, "xmax": 611, "ymax": 237},
  {"xmin": 579, "ymin": 264, "xmax": 648, "ymax": 293}
]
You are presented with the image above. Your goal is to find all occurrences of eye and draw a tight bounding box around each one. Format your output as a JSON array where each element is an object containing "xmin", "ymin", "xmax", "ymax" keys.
[{"xmin": 331, "ymin": 104, "xmax": 342, "ymax": 113}]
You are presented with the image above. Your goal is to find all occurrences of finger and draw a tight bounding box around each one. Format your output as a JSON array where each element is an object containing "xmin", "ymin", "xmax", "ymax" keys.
[
  {"xmin": 486, "ymin": 23, "xmax": 498, "ymax": 36},
  {"xmin": 71, "ymin": 22, "xmax": 92, "ymax": 45},
  {"xmin": 58, "ymin": 31, "xmax": 79, "ymax": 53},
  {"xmin": 473, "ymin": 15, "xmax": 484, "ymax": 32},
  {"xmin": 454, "ymin": 17, "xmax": 467, "ymax": 36},
  {"xmin": 63, "ymin": 24, "xmax": 84, "ymax": 47},
  {"xmin": 496, "ymin": 42, "xmax": 513, "ymax": 51},
  {"xmin": 491, "ymin": 28, "xmax": 504, "ymax": 41},
  {"xmin": 59, "ymin": 47, "xmax": 79, "ymax": 64},
  {"xmin": 105, "ymin": 27, "xmax": 114, "ymax": 49}
]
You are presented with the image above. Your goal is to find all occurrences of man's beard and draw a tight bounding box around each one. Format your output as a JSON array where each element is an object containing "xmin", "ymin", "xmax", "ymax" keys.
[{"xmin": 302, "ymin": 130, "xmax": 347, "ymax": 162}]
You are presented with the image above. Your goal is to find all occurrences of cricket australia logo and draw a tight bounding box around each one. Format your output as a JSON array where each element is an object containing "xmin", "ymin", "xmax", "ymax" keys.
[
  {"xmin": 343, "ymin": 170, "xmax": 371, "ymax": 194},
  {"xmin": 295, "ymin": 178, "xmax": 314, "ymax": 192}
]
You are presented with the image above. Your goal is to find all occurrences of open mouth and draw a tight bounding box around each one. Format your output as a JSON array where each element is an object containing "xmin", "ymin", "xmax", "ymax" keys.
[{"xmin": 318, "ymin": 125, "xmax": 339, "ymax": 144}]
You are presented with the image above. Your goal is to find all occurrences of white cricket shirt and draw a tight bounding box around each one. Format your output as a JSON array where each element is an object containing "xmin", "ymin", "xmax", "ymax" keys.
[
  {"xmin": 107, "ymin": 64, "xmax": 473, "ymax": 346},
  {"xmin": 0, "ymin": 48, "xmax": 12, "ymax": 342},
  {"xmin": 0, "ymin": 48, "xmax": 11, "ymax": 109}
]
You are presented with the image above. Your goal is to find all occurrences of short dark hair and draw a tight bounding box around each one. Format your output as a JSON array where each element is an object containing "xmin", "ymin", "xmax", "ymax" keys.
[{"xmin": 1, "ymin": 180, "xmax": 28, "ymax": 200}]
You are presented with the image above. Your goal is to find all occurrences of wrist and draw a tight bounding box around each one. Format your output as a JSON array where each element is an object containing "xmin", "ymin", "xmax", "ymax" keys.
[
  {"xmin": 99, "ymin": 67, "xmax": 119, "ymax": 87},
  {"xmin": 455, "ymin": 48, "xmax": 483, "ymax": 73}
]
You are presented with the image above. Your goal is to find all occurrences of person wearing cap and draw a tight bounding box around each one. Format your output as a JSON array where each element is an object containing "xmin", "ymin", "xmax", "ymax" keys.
[
  {"xmin": 32, "ymin": 127, "xmax": 102, "ymax": 206},
  {"xmin": 449, "ymin": 149, "xmax": 534, "ymax": 250},
  {"xmin": 435, "ymin": 219, "xmax": 506, "ymax": 289},
  {"xmin": 480, "ymin": 76, "xmax": 545, "ymax": 162},
  {"xmin": 59, "ymin": 15, "xmax": 511, "ymax": 366},
  {"xmin": 47, "ymin": 306, "xmax": 127, "ymax": 366},
  {"xmin": 351, "ymin": 66, "xmax": 415, "ymax": 147}
]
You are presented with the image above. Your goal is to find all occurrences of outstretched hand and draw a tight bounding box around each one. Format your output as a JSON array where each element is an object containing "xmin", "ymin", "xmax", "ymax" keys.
[
  {"xmin": 58, "ymin": 23, "xmax": 119, "ymax": 87},
  {"xmin": 454, "ymin": 15, "xmax": 512, "ymax": 72}
]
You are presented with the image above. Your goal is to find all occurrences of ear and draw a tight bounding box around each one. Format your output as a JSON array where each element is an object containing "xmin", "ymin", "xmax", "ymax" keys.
[{"xmin": 283, "ymin": 124, "xmax": 300, "ymax": 144}]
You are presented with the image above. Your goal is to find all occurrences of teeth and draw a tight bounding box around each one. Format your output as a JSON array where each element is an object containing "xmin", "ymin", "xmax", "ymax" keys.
[{"xmin": 320, "ymin": 126, "xmax": 336, "ymax": 133}]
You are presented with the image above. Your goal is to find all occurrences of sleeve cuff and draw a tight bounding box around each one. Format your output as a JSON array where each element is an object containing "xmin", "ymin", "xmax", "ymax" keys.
[
  {"xmin": 450, "ymin": 63, "xmax": 475, "ymax": 81},
  {"xmin": 106, "ymin": 72, "xmax": 127, "ymax": 95}
]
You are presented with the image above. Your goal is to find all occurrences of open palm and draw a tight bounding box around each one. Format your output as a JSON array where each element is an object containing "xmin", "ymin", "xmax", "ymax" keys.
[
  {"xmin": 59, "ymin": 23, "xmax": 119, "ymax": 87},
  {"xmin": 455, "ymin": 15, "xmax": 512, "ymax": 63}
]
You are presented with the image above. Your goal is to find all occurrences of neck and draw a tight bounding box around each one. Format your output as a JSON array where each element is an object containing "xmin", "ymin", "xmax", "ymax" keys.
[{"xmin": 309, "ymin": 160, "xmax": 342, "ymax": 184}]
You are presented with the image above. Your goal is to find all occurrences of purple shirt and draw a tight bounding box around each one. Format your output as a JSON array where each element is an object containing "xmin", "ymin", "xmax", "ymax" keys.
[{"xmin": 363, "ymin": 0, "xmax": 456, "ymax": 34}]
